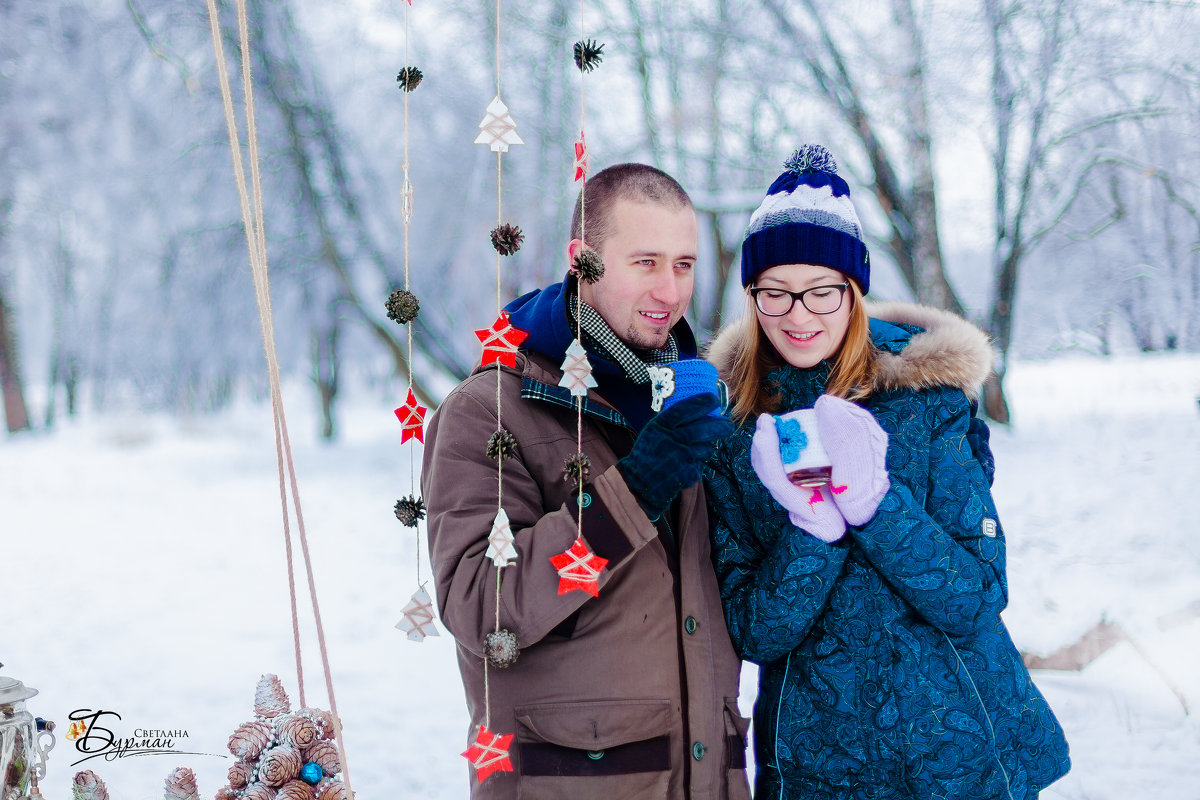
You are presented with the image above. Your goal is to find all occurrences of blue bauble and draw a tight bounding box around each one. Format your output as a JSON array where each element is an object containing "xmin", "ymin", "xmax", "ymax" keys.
[{"xmin": 299, "ymin": 762, "xmax": 324, "ymax": 785}]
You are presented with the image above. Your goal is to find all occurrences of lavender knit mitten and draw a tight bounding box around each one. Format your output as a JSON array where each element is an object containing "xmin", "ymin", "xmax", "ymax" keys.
[
  {"xmin": 750, "ymin": 413, "xmax": 846, "ymax": 543},
  {"xmin": 813, "ymin": 395, "xmax": 890, "ymax": 525}
]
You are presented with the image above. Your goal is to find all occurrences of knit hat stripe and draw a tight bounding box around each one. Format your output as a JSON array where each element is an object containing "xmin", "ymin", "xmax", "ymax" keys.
[
  {"xmin": 748, "ymin": 207, "xmax": 861, "ymax": 240},
  {"xmin": 766, "ymin": 170, "xmax": 850, "ymax": 198},
  {"xmin": 741, "ymin": 223, "xmax": 869, "ymax": 289}
]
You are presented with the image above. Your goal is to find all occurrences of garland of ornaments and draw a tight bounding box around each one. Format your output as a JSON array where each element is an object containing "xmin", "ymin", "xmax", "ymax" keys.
[
  {"xmin": 387, "ymin": 0, "xmax": 439, "ymax": 646},
  {"xmin": 382, "ymin": 1, "xmax": 609, "ymax": 784},
  {"xmin": 559, "ymin": 5, "xmax": 607, "ymax": 605}
]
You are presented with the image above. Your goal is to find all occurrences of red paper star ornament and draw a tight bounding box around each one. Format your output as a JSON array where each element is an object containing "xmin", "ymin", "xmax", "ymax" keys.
[
  {"xmin": 573, "ymin": 130, "xmax": 590, "ymax": 183},
  {"xmin": 394, "ymin": 388, "xmax": 427, "ymax": 443},
  {"xmin": 475, "ymin": 311, "xmax": 529, "ymax": 368},
  {"xmin": 462, "ymin": 725, "xmax": 514, "ymax": 782},
  {"xmin": 549, "ymin": 536, "xmax": 609, "ymax": 597}
]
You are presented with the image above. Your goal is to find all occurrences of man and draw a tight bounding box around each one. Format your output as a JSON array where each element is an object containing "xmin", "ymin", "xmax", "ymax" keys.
[{"xmin": 422, "ymin": 163, "xmax": 750, "ymax": 799}]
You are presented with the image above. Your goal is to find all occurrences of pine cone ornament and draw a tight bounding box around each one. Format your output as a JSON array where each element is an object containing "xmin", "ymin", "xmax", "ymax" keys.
[
  {"xmin": 393, "ymin": 495, "xmax": 426, "ymax": 528},
  {"xmin": 277, "ymin": 714, "xmax": 321, "ymax": 750},
  {"xmin": 562, "ymin": 452, "xmax": 591, "ymax": 489},
  {"xmin": 385, "ymin": 289, "xmax": 420, "ymax": 325},
  {"xmin": 215, "ymin": 677, "xmax": 343, "ymax": 800},
  {"xmin": 228, "ymin": 720, "xmax": 274, "ymax": 761},
  {"xmin": 484, "ymin": 628, "xmax": 520, "ymax": 669},
  {"xmin": 276, "ymin": 780, "xmax": 313, "ymax": 800},
  {"xmin": 258, "ymin": 745, "xmax": 303, "ymax": 788},
  {"xmin": 242, "ymin": 783, "xmax": 277, "ymax": 800},
  {"xmin": 255, "ymin": 674, "xmax": 291, "ymax": 719},
  {"xmin": 571, "ymin": 249, "xmax": 604, "ymax": 284},
  {"xmin": 228, "ymin": 761, "xmax": 253, "ymax": 790},
  {"xmin": 490, "ymin": 223, "xmax": 525, "ymax": 256},
  {"xmin": 304, "ymin": 708, "xmax": 337, "ymax": 740},
  {"xmin": 315, "ymin": 779, "xmax": 349, "ymax": 800},
  {"xmin": 72, "ymin": 770, "xmax": 111, "ymax": 800},
  {"xmin": 486, "ymin": 428, "xmax": 518, "ymax": 462},
  {"xmin": 573, "ymin": 39, "xmax": 605, "ymax": 72},
  {"xmin": 302, "ymin": 740, "xmax": 342, "ymax": 775},
  {"xmin": 396, "ymin": 66, "xmax": 423, "ymax": 92},
  {"xmin": 163, "ymin": 767, "xmax": 199, "ymax": 800}
]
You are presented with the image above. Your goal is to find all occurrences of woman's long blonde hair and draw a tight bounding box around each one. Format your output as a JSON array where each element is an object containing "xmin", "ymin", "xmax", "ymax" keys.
[{"xmin": 724, "ymin": 278, "xmax": 878, "ymax": 424}]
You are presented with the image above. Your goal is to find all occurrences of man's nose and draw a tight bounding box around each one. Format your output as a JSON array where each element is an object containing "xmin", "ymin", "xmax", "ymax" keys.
[{"xmin": 650, "ymin": 270, "xmax": 682, "ymax": 307}]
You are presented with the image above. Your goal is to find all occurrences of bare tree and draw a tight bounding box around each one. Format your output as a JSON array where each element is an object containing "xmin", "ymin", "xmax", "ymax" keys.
[{"xmin": 0, "ymin": 2, "xmax": 31, "ymax": 434}]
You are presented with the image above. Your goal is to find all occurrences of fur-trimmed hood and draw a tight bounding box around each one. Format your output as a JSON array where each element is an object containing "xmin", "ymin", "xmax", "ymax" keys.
[{"xmin": 704, "ymin": 299, "xmax": 994, "ymax": 400}]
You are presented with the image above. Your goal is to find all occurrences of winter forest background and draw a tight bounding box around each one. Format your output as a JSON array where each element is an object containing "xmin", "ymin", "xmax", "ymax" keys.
[
  {"xmin": 2, "ymin": 0, "xmax": 1198, "ymax": 434},
  {"xmin": 2, "ymin": 0, "xmax": 1200, "ymax": 798}
]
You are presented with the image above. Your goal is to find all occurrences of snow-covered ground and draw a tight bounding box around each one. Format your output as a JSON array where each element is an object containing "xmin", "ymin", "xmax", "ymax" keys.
[{"xmin": 3, "ymin": 353, "xmax": 1199, "ymax": 799}]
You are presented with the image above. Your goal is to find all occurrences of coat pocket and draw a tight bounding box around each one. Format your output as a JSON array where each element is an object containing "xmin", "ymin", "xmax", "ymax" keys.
[
  {"xmin": 514, "ymin": 699, "xmax": 672, "ymax": 800},
  {"xmin": 722, "ymin": 699, "xmax": 752, "ymax": 800}
]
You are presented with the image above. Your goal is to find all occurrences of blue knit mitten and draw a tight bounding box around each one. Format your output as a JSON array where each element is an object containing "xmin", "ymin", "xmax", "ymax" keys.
[{"xmin": 619, "ymin": 393, "xmax": 732, "ymax": 520}]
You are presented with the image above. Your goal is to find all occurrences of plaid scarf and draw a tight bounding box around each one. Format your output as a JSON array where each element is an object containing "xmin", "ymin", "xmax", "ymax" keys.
[{"xmin": 567, "ymin": 290, "xmax": 679, "ymax": 384}]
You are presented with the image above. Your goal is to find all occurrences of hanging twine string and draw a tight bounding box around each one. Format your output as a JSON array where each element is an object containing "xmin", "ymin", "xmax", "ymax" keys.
[
  {"xmin": 204, "ymin": 2, "xmax": 354, "ymax": 796},
  {"xmin": 574, "ymin": 0, "xmax": 588, "ymax": 538},
  {"xmin": 484, "ymin": 0, "xmax": 505, "ymax": 736},
  {"xmin": 400, "ymin": 0, "xmax": 421, "ymax": 590}
]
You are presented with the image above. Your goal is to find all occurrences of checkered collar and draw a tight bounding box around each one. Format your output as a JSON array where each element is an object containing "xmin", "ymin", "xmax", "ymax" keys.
[{"xmin": 566, "ymin": 288, "xmax": 679, "ymax": 384}]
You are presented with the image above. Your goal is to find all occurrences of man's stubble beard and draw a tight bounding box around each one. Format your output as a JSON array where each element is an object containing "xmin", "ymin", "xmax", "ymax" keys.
[{"xmin": 622, "ymin": 323, "xmax": 672, "ymax": 352}]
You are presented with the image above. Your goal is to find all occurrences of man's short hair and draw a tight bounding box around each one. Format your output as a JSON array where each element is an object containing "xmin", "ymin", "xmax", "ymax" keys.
[{"xmin": 570, "ymin": 163, "xmax": 693, "ymax": 253}]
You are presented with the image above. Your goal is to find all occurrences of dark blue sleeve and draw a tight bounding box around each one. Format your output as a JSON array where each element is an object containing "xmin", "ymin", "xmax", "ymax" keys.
[
  {"xmin": 966, "ymin": 399, "xmax": 995, "ymax": 487},
  {"xmin": 848, "ymin": 388, "xmax": 1007, "ymax": 636}
]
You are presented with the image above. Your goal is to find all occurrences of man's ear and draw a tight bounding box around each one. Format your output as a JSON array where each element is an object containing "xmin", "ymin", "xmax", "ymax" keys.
[{"xmin": 566, "ymin": 238, "xmax": 586, "ymax": 266}]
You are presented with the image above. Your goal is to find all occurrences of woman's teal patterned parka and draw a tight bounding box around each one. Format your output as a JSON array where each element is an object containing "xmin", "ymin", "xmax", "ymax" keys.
[{"xmin": 704, "ymin": 301, "xmax": 1069, "ymax": 800}]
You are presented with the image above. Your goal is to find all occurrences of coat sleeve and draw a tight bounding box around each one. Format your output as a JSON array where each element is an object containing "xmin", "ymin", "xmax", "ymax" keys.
[
  {"xmin": 705, "ymin": 435, "xmax": 849, "ymax": 665},
  {"xmin": 848, "ymin": 387, "xmax": 1007, "ymax": 636},
  {"xmin": 422, "ymin": 377, "xmax": 660, "ymax": 656}
]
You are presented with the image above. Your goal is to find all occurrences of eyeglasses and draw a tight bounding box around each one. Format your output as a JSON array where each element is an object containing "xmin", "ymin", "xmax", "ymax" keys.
[{"xmin": 750, "ymin": 283, "xmax": 850, "ymax": 316}]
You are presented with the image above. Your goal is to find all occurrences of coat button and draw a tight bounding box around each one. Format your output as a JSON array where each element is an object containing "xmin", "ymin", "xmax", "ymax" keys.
[
  {"xmin": 580, "ymin": 492, "xmax": 593, "ymax": 508},
  {"xmin": 692, "ymin": 741, "xmax": 706, "ymax": 760},
  {"xmin": 684, "ymin": 616, "xmax": 698, "ymax": 634}
]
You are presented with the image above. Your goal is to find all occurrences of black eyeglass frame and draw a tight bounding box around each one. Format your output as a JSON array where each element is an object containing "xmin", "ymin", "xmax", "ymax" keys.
[{"xmin": 749, "ymin": 282, "xmax": 851, "ymax": 316}]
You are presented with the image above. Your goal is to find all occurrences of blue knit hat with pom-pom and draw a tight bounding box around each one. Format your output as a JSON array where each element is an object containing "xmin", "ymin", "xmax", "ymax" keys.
[{"xmin": 740, "ymin": 145, "xmax": 870, "ymax": 292}]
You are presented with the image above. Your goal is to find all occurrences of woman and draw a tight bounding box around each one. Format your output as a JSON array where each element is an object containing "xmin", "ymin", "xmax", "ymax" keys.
[{"xmin": 704, "ymin": 146, "xmax": 1069, "ymax": 799}]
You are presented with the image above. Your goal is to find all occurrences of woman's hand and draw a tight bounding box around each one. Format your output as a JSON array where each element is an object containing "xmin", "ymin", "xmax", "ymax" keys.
[
  {"xmin": 750, "ymin": 413, "xmax": 846, "ymax": 543},
  {"xmin": 814, "ymin": 395, "xmax": 890, "ymax": 525}
]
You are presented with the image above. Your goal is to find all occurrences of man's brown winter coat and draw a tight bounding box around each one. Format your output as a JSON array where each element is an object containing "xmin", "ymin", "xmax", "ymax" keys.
[{"xmin": 423, "ymin": 342, "xmax": 750, "ymax": 800}]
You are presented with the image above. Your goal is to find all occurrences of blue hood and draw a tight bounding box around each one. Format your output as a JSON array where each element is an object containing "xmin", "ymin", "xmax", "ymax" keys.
[
  {"xmin": 504, "ymin": 277, "xmax": 700, "ymax": 431},
  {"xmin": 504, "ymin": 278, "xmax": 699, "ymax": 369}
]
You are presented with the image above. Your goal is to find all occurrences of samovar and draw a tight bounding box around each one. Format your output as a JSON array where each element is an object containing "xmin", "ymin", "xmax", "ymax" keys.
[{"xmin": 0, "ymin": 667, "xmax": 55, "ymax": 800}]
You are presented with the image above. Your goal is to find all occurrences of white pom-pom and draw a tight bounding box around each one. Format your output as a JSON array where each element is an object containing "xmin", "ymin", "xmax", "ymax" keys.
[{"xmin": 784, "ymin": 144, "xmax": 838, "ymax": 175}]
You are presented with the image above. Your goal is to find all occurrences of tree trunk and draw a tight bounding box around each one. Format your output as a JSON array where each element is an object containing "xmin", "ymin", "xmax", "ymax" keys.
[
  {"xmin": 0, "ymin": 283, "xmax": 30, "ymax": 434},
  {"xmin": 981, "ymin": 372, "xmax": 1010, "ymax": 425},
  {"xmin": 311, "ymin": 318, "xmax": 338, "ymax": 442}
]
